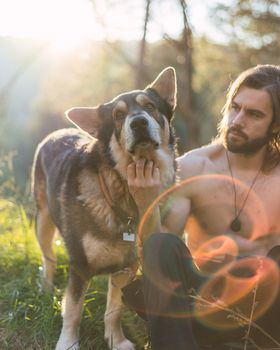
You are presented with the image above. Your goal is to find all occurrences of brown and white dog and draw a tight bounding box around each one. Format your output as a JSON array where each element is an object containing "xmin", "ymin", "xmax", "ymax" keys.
[{"xmin": 32, "ymin": 67, "xmax": 177, "ymax": 350}]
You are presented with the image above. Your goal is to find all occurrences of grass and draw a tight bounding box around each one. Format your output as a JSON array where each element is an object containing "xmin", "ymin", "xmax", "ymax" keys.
[
  {"xmin": 0, "ymin": 199, "xmax": 148, "ymax": 350},
  {"xmin": 1, "ymin": 195, "xmax": 280, "ymax": 350}
]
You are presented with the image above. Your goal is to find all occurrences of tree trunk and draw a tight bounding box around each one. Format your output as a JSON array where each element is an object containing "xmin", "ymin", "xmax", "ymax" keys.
[
  {"xmin": 135, "ymin": 0, "xmax": 151, "ymax": 88},
  {"xmin": 179, "ymin": 0, "xmax": 200, "ymax": 149}
]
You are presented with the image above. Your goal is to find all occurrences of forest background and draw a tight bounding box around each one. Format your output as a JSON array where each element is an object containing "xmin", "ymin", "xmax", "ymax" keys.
[
  {"xmin": 0, "ymin": 0, "xmax": 280, "ymax": 349},
  {"xmin": 1, "ymin": 0, "xmax": 280, "ymax": 201}
]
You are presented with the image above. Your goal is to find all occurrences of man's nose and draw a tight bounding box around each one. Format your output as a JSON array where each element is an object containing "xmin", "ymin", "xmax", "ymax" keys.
[{"xmin": 231, "ymin": 110, "xmax": 245, "ymax": 127}]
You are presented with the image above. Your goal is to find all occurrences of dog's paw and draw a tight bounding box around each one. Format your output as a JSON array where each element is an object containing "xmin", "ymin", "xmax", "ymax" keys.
[
  {"xmin": 105, "ymin": 331, "xmax": 135, "ymax": 350},
  {"xmin": 112, "ymin": 339, "xmax": 136, "ymax": 350},
  {"xmin": 55, "ymin": 337, "xmax": 79, "ymax": 350}
]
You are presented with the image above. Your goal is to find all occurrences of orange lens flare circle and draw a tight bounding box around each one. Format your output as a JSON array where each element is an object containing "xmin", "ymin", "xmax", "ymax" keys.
[
  {"xmin": 194, "ymin": 256, "xmax": 280, "ymax": 329},
  {"xmin": 137, "ymin": 174, "xmax": 274, "ymax": 323},
  {"xmin": 193, "ymin": 235, "xmax": 238, "ymax": 274}
]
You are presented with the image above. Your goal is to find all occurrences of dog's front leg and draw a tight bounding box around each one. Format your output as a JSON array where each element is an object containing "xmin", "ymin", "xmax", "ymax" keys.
[
  {"xmin": 56, "ymin": 269, "xmax": 88, "ymax": 350},
  {"xmin": 104, "ymin": 270, "xmax": 135, "ymax": 350}
]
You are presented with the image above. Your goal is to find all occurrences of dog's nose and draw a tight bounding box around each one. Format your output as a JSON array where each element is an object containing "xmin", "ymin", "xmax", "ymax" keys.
[{"xmin": 130, "ymin": 116, "xmax": 148, "ymax": 130}]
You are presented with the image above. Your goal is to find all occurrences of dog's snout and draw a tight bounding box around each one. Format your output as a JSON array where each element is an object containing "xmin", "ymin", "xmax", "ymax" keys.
[{"xmin": 130, "ymin": 116, "xmax": 148, "ymax": 130}]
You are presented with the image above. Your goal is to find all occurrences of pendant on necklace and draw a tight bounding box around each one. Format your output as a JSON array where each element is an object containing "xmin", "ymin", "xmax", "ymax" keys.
[{"xmin": 230, "ymin": 217, "xmax": 241, "ymax": 232}]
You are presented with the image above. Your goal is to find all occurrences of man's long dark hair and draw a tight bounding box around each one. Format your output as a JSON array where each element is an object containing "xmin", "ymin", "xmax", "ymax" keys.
[{"xmin": 216, "ymin": 64, "xmax": 280, "ymax": 172}]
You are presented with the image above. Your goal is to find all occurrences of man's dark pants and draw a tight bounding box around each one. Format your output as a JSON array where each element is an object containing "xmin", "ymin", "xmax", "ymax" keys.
[{"xmin": 142, "ymin": 233, "xmax": 280, "ymax": 350}]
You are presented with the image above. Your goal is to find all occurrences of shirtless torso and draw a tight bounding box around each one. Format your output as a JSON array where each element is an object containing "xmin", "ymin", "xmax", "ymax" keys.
[{"xmin": 172, "ymin": 143, "xmax": 280, "ymax": 261}]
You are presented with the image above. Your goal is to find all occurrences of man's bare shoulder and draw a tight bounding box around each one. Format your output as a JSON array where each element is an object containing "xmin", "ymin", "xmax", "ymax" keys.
[{"xmin": 177, "ymin": 143, "xmax": 224, "ymax": 179}]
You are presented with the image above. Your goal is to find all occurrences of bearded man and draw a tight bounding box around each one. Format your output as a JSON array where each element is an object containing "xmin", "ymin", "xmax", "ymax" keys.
[{"xmin": 127, "ymin": 64, "xmax": 280, "ymax": 349}]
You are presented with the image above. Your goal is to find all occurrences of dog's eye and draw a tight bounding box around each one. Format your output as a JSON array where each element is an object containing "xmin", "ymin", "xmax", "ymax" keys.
[
  {"xmin": 145, "ymin": 103, "xmax": 155, "ymax": 114},
  {"xmin": 115, "ymin": 111, "xmax": 126, "ymax": 121}
]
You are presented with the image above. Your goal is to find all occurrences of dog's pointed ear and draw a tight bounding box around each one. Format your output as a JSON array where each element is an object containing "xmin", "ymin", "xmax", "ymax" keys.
[
  {"xmin": 65, "ymin": 107, "xmax": 102, "ymax": 138},
  {"xmin": 146, "ymin": 67, "xmax": 177, "ymax": 110}
]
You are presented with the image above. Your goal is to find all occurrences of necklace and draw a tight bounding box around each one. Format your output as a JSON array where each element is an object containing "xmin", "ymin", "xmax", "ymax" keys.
[{"xmin": 226, "ymin": 151, "xmax": 262, "ymax": 232}]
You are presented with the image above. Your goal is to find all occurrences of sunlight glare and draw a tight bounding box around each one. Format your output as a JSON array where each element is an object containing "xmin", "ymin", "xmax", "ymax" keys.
[
  {"xmin": 0, "ymin": 0, "xmax": 98, "ymax": 53},
  {"xmin": 0, "ymin": 0, "xmax": 230, "ymax": 48}
]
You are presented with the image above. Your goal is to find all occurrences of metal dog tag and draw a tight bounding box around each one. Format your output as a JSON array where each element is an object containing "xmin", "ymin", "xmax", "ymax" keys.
[{"xmin": 123, "ymin": 232, "xmax": 135, "ymax": 242}]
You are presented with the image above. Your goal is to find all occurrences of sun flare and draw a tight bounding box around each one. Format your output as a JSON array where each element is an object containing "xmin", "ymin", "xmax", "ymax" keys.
[
  {"xmin": 0, "ymin": 0, "xmax": 99, "ymax": 53},
  {"xmin": 0, "ymin": 0, "xmax": 224, "ymax": 53}
]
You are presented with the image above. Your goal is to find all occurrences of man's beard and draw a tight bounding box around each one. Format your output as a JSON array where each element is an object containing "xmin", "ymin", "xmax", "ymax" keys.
[{"xmin": 224, "ymin": 127, "xmax": 269, "ymax": 154}]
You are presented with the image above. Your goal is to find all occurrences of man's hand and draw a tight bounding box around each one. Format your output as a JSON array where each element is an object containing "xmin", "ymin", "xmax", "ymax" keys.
[
  {"xmin": 228, "ymin": 233, "xmax": 280, "ymax": 257},
  {"xmin": 127, "ymin": 159, "xmax": 162, "ymax": 258},
  {"xmin": 127, "ymin": 159, "xmax": 161, "ymax": 216}
]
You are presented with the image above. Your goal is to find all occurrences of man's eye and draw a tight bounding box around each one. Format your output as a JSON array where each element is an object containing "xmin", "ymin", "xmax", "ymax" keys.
[
  {"xmin": 230, "ymin": 104, "xmax": 239, "ymax": 112},
  {"xmin": 249, "ymin": 111, "xmax": 261, "ymax": 118},
  {"xmin": 145, "ymin": 103, "xmax": 155, "ymax": 113},
  {"xmin": 115, "ymin": 111, "xmax": 126, "ymax": 120}
]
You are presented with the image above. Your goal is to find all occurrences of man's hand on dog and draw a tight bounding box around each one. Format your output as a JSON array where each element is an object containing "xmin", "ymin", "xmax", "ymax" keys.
[
  {"xmin": 127, "ymin": 158, "xmax": 161, "ymax": 216},
  {"xmin": 127, "ymin": 159, "xmax": 162, "ymax": 260}
]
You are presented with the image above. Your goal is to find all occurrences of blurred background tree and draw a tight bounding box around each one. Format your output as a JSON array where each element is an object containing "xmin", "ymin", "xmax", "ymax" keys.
[
  {"xmin": 0, "ymin": 0, "xmax": 279, "ymax": 200},
  {"xmin": 214, "ymin": 0, "xmax": 280, "ymax": 66}
]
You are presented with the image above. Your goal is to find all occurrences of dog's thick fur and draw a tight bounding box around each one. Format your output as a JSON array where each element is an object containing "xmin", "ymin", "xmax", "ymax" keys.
[{"xmin": 32, "ymin": 67, "xmax": 177, "ymax": 350}]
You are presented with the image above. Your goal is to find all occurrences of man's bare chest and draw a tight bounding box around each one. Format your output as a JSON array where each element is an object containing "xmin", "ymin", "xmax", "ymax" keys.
[{"xmin": 188, "ymin": 174, "xmax": 280, "ymax": 239}]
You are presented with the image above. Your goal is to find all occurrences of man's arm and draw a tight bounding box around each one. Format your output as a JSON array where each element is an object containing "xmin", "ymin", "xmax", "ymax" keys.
[
  {"xmin": 160, "ymin": 193, "xmax": 190, "ymax": 236},
  {"xmin": 127, "ymin": 158, "xmax": 191, "ymax": 241}
]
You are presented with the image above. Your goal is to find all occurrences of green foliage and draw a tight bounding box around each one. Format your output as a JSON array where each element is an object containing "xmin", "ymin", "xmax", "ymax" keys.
[
  {"xmin": 0, "ymin": 152, "xmax": 23, "ymax": 201},
  {"xmin": 214, "ymin": 0, "xmax": 280, "ymax": 66},
  {"xmin": 0, "ymin": 151, "xmax": 32, "ymax": 216},
  {"xmin": 0, "ymin": 199, "xmax": 148, "ymax": 349},
  {"xmin": 192, "ymin": 37, "xmax": 241, "ymax": 144}
]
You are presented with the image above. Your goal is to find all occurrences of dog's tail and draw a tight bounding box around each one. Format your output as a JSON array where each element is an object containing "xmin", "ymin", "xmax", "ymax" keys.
[{"xmin": 31, "ymin": 142, "xmax": 47, "ymax": 211}]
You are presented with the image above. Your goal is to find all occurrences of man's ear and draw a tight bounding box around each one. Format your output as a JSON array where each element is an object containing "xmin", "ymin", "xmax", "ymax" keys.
[
  {"xmin": 145, "ymin": 67, "xmax": 177, "ymax": 110},
  {"xmin": 65, "ymin": 107, "xmax": 102, "ymax": 138}
]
